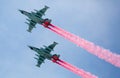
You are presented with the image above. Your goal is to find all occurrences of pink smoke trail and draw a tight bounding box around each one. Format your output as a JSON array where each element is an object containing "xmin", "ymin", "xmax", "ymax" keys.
[
  {"xmin": 55, "ymin": 59, "xmax": 98, "ymax": 78},
  {"xmin": 48, "ymin": 24, "xmax": 120, "ymax": 68}
]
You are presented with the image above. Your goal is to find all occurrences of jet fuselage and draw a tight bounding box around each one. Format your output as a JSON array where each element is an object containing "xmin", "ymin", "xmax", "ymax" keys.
[
  {"xmin": 20, "ymin": 10, "xmax": 44, "ymax": 24},
  {"xmin": 29, "ymin": 46, "xmax": 52, "ymax": 60}
]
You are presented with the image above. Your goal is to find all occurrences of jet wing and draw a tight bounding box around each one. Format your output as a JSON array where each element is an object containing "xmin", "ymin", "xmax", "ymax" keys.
[
  {"xmin": 43, "ymin": 42, "xmax": 58, "ymax": 53},
  {"xmin": 25, "ymin": 20, "xmax": 37, "ymax": 32},
  {"xmin": 43, "ymin": 45, "xmax": 54, "ymax": 54},
  {"xmin": 35, "ymin": 6, "xmax": 49, "ymax": 18},
  {"xmin": 35, "ymin": 55, "xmax": 46, "ymax": 67}
]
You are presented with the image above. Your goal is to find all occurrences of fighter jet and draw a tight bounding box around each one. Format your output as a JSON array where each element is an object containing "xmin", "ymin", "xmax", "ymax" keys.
[
  {"xmin": 28, "ymin": 42, "xmax": 60, "ymax": 67},
  {"xmin": 19, "ymin": 6, "xmax": 51, "ymax": 32}
]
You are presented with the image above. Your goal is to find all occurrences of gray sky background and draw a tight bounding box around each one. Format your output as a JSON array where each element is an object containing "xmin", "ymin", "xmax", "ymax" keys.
[{"xmin": 0, "ymin": 0, "xmax": 120, "ymax": 78}]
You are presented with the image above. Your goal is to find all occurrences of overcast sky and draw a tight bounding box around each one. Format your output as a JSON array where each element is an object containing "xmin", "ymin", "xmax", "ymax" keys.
[{"xmin": 0, "ymin": 0, "xmax": 120, "ymax": 78}]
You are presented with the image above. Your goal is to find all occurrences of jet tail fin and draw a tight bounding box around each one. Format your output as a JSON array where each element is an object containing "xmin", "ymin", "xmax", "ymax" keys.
[
  {"xmin": 53, "ymin": 41, "xmax": 58, "ymax": 45},
  {"xmin": 45, "ymin": 5, "xmax": 49, "ymax": 9}
]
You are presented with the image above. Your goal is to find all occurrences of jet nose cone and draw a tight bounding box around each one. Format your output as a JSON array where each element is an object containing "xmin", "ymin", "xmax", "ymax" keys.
[
  {"xmin": 19, "ymin": 9, "xmax": 24, "ymax": 14},
  {"xmin": 28, "ymin": 46, "xmax": 34, "ymax": 50}
]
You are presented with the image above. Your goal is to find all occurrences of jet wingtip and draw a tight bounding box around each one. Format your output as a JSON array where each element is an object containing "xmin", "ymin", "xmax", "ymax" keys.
[
  {"xmin": 36, "ymin": 64, "xmax": 40, "ymax": 67},
  {"xmin": 27, "ymin": 30, "xmax": 32, "ymax": 33}
]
